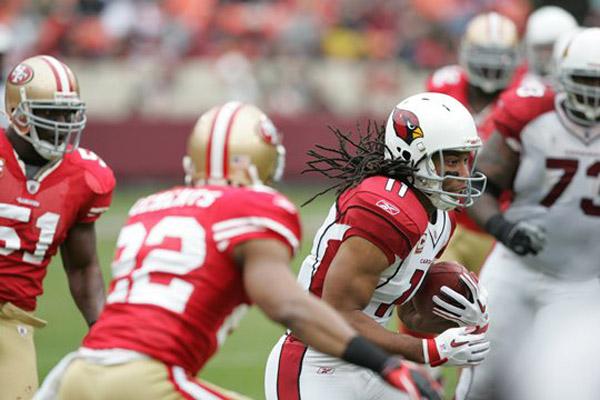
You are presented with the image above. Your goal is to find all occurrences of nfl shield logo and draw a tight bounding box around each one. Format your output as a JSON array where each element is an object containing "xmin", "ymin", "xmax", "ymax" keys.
[{"xmin": 27, "ymin": 180, "xmax": 40, "ymax": 194}]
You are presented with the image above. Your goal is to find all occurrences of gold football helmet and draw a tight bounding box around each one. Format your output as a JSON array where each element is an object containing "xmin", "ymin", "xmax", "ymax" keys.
[
  {"xmin": 459, "ymin": 12, "xmax": 520, "ymax": 93},
  {"xmin": 183, "ymin": 101, "xmax": 285, "ymax": 186},
  {"xmin": 5, "ymin": 55, "xmax": 86, "ymax": 160}
]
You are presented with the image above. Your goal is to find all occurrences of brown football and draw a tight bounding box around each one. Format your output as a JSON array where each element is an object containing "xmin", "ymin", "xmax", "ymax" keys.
[{"xmin": 411, "ymin": 261, "xmax": 473, "ymax": 333}]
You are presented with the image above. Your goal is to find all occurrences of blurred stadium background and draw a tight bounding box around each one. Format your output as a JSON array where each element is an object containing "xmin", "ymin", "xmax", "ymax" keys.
[{"xmin": 0, "ymin": 0, "xmax": 597, "ymax": 398}]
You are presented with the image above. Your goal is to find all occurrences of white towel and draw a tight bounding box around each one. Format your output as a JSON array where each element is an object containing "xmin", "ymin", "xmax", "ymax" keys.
[{"xmin": 33, "ymin": 352, "xmax": 79, "ymax": 400}]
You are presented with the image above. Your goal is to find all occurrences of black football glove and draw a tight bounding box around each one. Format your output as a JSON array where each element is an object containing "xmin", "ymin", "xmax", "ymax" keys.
[{"xmin": 485, "ymin": 214, "xmax": 546, "ymax": 256}]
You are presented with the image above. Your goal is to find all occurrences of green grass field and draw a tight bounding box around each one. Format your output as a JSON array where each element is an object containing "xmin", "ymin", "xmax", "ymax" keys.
[{"xmin": 35, "ymin": 183, "xmax": 457, "ymax": 399}]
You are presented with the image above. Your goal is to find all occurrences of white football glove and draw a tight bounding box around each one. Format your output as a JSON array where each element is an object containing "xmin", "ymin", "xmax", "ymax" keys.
[
  {"xmin": 432, "ymin": 272, "xmax": 489, "ymax": 328},
  {"xmin": 423, "ymin": 326, "xmax": 490, "ymax": 367}
]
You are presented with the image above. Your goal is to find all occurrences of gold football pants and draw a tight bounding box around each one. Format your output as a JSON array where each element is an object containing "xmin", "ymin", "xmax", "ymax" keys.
[
  {"xmin": 0, "ymin": 302, "xmax": 47, "ymax": 400},
  {"xmin": 59, "ymin": 358, "xmax": 252, "ymax": 400}
]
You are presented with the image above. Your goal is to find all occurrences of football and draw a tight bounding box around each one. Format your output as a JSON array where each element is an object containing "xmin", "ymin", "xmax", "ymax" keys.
[{"xmin": 410, "ymin": 261, "xmax": 473, "ymax": 333}]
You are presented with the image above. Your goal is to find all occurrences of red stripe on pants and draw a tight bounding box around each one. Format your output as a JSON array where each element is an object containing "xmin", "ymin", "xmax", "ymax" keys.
[{"xmin": 277, "ymin": 335, "xmax": 307, "ymax": 400}]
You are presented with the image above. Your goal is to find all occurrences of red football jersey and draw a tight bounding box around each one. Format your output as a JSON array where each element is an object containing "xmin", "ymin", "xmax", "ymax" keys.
[
  {"xmin": 0, "ymin": 130, "xmax": 115, "ymax": 311},
  {"xmin": 493, "ymin": 83, "xmax": 556, "ymax": 145},
  {"xmin": 426, "ymin": 65, "xmax": 471, "ymax": 107},
  {"xmin": 298, "ymin": 176, "xmax": 455, "ymax": 322},
  {"xmin": 83, "ymin": 185, "xmax": 302, "ymax": 375}
]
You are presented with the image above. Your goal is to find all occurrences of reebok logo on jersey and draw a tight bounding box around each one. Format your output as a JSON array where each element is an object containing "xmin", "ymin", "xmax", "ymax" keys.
[
  {"xmin": 316, "ymin": 367, "xmax": 335, "ymax": 375},
  {"xmin": 376, "ymin": 199, "xmax": 399, "ymax": 216}
]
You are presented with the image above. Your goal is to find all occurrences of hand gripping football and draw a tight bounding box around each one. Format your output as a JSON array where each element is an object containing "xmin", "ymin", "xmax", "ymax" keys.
[{"xmin": 411, "ymin": 261, "xmax": 473, "ymax": 333}]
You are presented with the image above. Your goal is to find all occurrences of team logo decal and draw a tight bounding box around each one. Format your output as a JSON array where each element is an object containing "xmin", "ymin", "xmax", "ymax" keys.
[
  {"xmin": 415, "ymin": 234, "xmax": 426, "ymax": 254},
  {"xmin": 258, "ymin": 117, "xmax": 281, "ymax": 145},
  {"xmin": 9, "ymin": 63, "xmax": 34, "ymax": 85},
  {"xmin": 392, "ymin": 108, "xmax": 424, "ymax": 145}
]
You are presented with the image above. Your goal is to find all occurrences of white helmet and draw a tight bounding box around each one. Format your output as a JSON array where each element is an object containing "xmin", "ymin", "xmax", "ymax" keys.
[
  {"xmin": 459, "ymin": 12, "xmax": 520, "ymax": 93},
  {"xmin": 525, "ymin": 6, "xmax": 577, "ymax": 77},
  {"xmin": 557, "ymin": 28, "xmax": 600, "ymax": 126},
  {"xmin": 0, "ymin": 24, "xmax": 12, "ymax": 53},
  {"xmin": 384, "ymin": 92, "xmax": 486, "ymax": 210},
  {"xmin": 550, "ymin": 27, "xmax": 582, "ymax": 84}
]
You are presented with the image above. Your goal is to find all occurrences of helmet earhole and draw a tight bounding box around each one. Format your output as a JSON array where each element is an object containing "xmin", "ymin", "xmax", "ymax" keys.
[{"xmin": 402, "ymin": 150, "xmax": 411, "ymax": 161}]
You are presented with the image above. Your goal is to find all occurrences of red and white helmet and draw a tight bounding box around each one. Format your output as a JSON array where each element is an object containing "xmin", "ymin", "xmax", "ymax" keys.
[
  {"xmin": 459, "ymin": 12, "xmax": 520, "ymax": 93},
  {"xmin": 384, "ymin": 92, "xmax": 486, "ymax": 210},
  {"xmin": 525, "ymin": 6, "xmax": 578, "ymax": 77},
  {"xmin": 556, "ymin": 28, "xmax": 600, "ymax": 126},
  {"xmin": 183, "ymin": 101, "xmax": 285, "ymax": 186},
  {"xmin": 5, "ymin": 55, "xmax": 86, "ymax": 160}
]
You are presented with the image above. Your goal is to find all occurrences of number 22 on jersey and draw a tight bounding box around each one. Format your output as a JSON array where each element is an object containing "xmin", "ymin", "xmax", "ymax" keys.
[{"xmin": 107, "ymin": 216, "xmax": 206, "ymax": 313}]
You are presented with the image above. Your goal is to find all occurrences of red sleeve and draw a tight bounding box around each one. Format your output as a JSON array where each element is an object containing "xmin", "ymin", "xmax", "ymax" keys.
[
  {"xmin": 77, "ymin": 155, "xmax": 116, "ymax": 224},
  {"xmin": 338, "ymin": 190, "xmax": 425, "ymax": 264},
  {"xmin": 426, "ymin": 65, "xmax": 464, "ymax": 92},
  {"xmin": 214, "ymin": 191, "xmax": 302, "ymax": 257},
  {"xmin": 493, "ymin": 84, "xmax": 555, "ymax": 144}
]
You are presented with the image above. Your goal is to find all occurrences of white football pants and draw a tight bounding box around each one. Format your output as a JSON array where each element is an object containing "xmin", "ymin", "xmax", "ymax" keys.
[
  {"xmin": 455, "ymin": 243, "xmax": 600, "ymax": 400},
  {"xmin": 265, "ymin": 334, "xmax": 412, "ymax": 400}
]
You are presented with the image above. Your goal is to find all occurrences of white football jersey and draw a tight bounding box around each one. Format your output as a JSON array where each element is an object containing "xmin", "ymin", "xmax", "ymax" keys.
[
  {"xmin": 297, "ymin": 177, "xmax": 454, "ymax": 328},
  {"xmin": 505, "ymin": 102, "xmax": 600, "ymax": 280}
]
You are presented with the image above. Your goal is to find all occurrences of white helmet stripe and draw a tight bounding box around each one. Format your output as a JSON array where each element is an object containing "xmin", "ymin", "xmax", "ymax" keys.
[
  {"xmin": 208, "ymin": 101, "xmax": 243, "ymax": 180},
  {"xmin": 489, "ymin": 12, "xmax": 500, "ymax": 43},
  {"xmin": 41, "ymin": 56, "xmax": 71, "ymax": 93}
]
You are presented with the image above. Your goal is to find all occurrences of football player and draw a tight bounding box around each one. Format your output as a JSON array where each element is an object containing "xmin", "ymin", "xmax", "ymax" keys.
[
  {"xmin": 522, "ymin": 6, "xmax": 577, "ymax": 84},
  {"xmin": 265, "ymin": 93, "xmax": 491, "ymax": 400},
  {"xmin": 455, "ymin": 28, "xmax": 600, "ymax": 400},
  {"xmin": 36, "ymin": 102, "xmax": 446, "ymax": 400},
  {"xmin": 0, "ymin": 55, "xmax": 114, "ymax": 399},
  {"xmin": 426, "ymin": 12, "xmax": 521, "ymax": 272}
]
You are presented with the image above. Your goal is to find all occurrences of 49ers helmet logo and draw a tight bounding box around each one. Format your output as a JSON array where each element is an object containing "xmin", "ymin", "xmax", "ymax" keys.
[
  {"xmin": 8, "ymin": 63, "xmax": 34, "ymax": 85},
  {"xmin": 258, "ymin": 117, "xmax": 281, "ymax": 145},
  {"xmin": 392, "ymin": 108, "xmax": 424, "ymax": 145}
]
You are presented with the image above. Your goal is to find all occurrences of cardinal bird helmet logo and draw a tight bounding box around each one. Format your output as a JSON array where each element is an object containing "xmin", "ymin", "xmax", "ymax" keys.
[{"xmin": 392, "ymin": 108, "xmax": 424, "ymax": 145}]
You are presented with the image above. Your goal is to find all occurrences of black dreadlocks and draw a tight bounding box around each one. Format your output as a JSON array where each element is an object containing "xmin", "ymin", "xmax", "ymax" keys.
[{"xmin": 302, "ymin": 120, "xmax": 416, "ymax": 206}]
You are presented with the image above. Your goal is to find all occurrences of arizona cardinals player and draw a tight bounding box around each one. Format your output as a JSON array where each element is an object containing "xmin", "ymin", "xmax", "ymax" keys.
[
  {"xmin": 522, "ymin": 6, "xmax": 577, "ymax": 84},
  {"xmin": 456, "ymin": 28, "xmax": 600, "ymax": 400},
  {"xmin": 426, "ymin": 12, "xmax": 522, "ymax": 272},
  {"xmin": 36, "ymin": 102, "xmax": 445, "ymax": 400},
  {"xmin": 0, "ymin": 55, "xmax": 114, "ymax": 400},
  {"xmin": 265, "ymin": 93, "xmax": 490, "ymax": 400}
]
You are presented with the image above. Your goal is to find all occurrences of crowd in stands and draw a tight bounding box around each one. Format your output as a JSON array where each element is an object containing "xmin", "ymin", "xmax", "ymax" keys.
[
  {"xmin": 0, "ymin": 0, "xmax": 538, "ymax": 65},
  {"xmin": 0, "ymin": 0, "xmax": 597, "ymax": 117}
]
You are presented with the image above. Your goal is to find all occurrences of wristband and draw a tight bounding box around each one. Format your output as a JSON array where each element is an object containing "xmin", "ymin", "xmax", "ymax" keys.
[
  {"xmin": 423, "ymin": 339, "xmax": 447, "ymax": 367},
  {"xmin": 484, "ymin": 213, "xmax": 510, "ymax": 240},
  {"xmin": 341, "ymin": 336, "xmax": 389, "ymax": 373}
]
